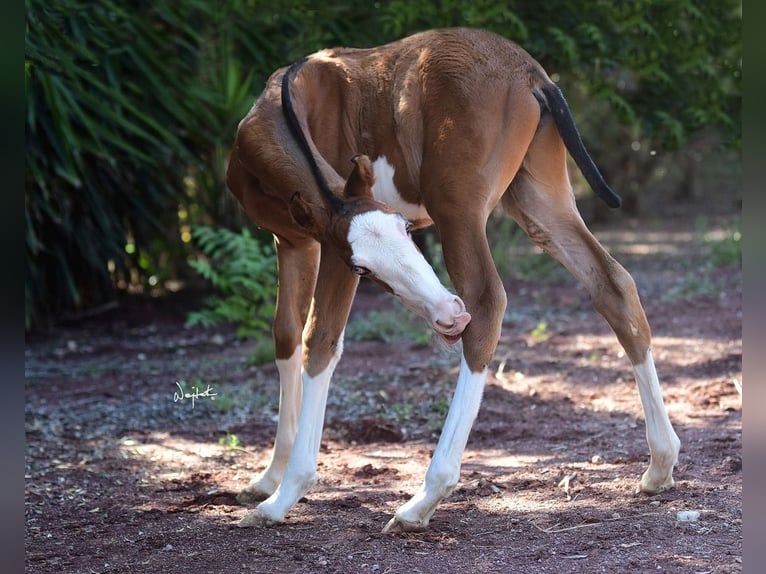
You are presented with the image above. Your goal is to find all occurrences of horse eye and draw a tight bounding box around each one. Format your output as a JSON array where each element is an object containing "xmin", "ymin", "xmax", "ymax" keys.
[{"xmin": 351, "ymin": 265, "xmax": 371, "ymax": 276}]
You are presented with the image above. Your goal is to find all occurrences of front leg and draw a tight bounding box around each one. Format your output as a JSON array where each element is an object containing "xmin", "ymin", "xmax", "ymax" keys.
[
  {"xmin": 385, "ymin": 213, "xmax": 504, "ymax": 532},
  {"xmin": 384, "ymin": 355, "xmax": 488, "ymax": 532},
  {"xmin": 239, "ymin": 247, "xmax": 358, "ymax": 527}
]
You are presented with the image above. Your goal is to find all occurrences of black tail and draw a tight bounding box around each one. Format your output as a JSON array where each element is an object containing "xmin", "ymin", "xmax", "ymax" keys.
[{"xmin": 537, "ymin": 83, "xmax": 622, "ymax": 208}]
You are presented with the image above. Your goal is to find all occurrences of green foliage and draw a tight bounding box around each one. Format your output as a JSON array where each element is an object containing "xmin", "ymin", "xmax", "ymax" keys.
[
  {"xmin": 384, "ymin": 401, "xmax": 415, "ymax": 423},
  {"xmin": 248, "ymin": 339, "xmax": 277, "ymax": 366},
  {"xmin": 377, "ymin": 390, "xmax": 451, "ymax": 434},
  {"xmin": 694, "ymin": 216, "xmax": 742, "ymax": 268},
  {"xmin": 208, "ymin": 379, "xmax": 275, "ymax": 416},
  {"xmin": 707, "ymin": 225, "xmax": 742, "ymax": 268},
  {"xmin": 380, "ymin": 0, "xmax": 740, "ymax": 151},
  {"xmin": 485, "ymin": 214, "xmax": 570, "ymax": 282},
  {"xmin": 511, "ymin": 252, "xmax": 571, "ymax": 282},
  {"xmin": 381, "ymin": 0, "xmax": 528, "ymax": 40},
  {"xmin": 186, "ymin": 226, "xmax": 277, "ymax": 339},
  {"xmin": 422, "ymin": 213, "xmax": 570, "ymax": 284},
  {"xmin": 662, "ymin": 270, "xmax": 721, "ymax": 302},
  {"xmin": 529, "ymin": 321, "xmax": 552, "ymax": 343},
  {"xmin": 513, "ymin": 0, "xmax": 741, "ymax": 150},
  {"xmin": 663, "ymin": 217, "xmax": 741, "ymax": 301},
  {"xmin": 427, "ymin": 396, "xmax": 451, "ymax": 432},
  {"xmin": 346, "ymin": 307, "xmax": 432, "ymax": 345},
  {"xmin": 218, "ymin": 433, "xmax": 242, "ymax": 450},
  {"xmin": 26, "ymin": 0, "xmax": 740, "ymax": 327},
  {"xmin": 25, "ymin": 0, "xmax": 258, "ymax": 327},
  {"xmin": 709, "ymin": 230, "xmax": 742, "ymax": 268}
]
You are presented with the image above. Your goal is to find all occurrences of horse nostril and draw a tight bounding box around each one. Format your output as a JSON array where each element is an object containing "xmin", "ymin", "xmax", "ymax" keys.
[
  {"xmin": 453, "ymin": 297, "xmax": 466, "ymax": 313},
  {"xmin": 435, "ymin": 319, "xmax": 455, "ymax": 329}
]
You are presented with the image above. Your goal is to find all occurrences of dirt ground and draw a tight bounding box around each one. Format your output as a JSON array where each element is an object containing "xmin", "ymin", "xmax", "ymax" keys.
[{"xmin": 25, "ymin": 215, "xmax": 741, "ymax": 573}]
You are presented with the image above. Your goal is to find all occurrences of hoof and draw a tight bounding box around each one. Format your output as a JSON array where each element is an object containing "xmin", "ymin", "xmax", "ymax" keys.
[
  {"xmin": 238, "ymin": 508, "xmax": 282, "ymax": 528},
  {"xmin": 382, "ymin": 515, "xmax": 428, "ymax": 534},
  {"xmin": 637, "ymin": 478, "xmax": 676, "ymax": 494},
  {"xmin": 638, "ymin": 467, "xmax": 675, "ymax": 495}
]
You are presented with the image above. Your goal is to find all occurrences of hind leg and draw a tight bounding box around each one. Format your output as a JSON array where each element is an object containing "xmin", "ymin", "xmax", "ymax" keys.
[
  {"xmin": 226, "ymin": 162, "xmax": 323, "ymax": 503},
  {"xmin": 503, "ymin": 122, "xmax": 680, "ymax": 493},
  {"xmin": 238, "ymin": 234, "xmax": 320, "ymax": 503}
]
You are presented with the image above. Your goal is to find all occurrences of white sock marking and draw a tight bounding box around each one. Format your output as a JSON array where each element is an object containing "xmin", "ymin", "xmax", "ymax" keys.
[
  {"xmin": 387, "ymin": 354, "xmax": 487, "ymax": 529},
  {"xmin": 246, "ymin": 346, "xmax": 302, "ymax": 494},
  {"xmin": 633, "ymin": 349, "xmax": 680, "ymax": 491},
  {"xmin": 253, "ymin": 336, "xmax": 344, "ymax": 521}
]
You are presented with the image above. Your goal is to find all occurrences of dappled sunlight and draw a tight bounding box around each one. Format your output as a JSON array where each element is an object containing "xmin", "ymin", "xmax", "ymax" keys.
[
  {"xmin": 496, "ymin": 330, "xmax": 740, "ymax": 382},
  {"xmin": 120, "ymin": 433, "xmax": 228, "ymax": 479},
  {"xmin": 489, "ymin": 323, "xmax": 741, "ymax": 445},
  {"xmin": 595, "ymin": 228, "xmax": 698, "ymax": 245},
  {"xmin": 117, "ymin": 431, "xmax": 269, "ymax": 510},
  {"xmin": 607, "ymin": 242, "xmax": 687, "ymax": 256},
  {"xmin": 595, "ymin": 227, "xmax": 702, "ymax": 259}
]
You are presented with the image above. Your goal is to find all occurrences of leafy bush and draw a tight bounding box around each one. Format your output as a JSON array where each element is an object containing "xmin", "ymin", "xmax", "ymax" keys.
[
  {"xmin": 186, "ymin": 226, "xmax": 277, "ymax": 339},
  {"xmin": 25, "ymin": 0, "xmax": 258, "ymax": 328}
]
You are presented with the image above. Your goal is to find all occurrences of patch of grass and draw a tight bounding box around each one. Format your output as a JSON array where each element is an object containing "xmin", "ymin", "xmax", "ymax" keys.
[
  {"xmin": 412, "ymin": 212, "xmax": 570, "ymax": 286},
  {"xmin": 66, "ymin": 360, "xmax": 115, "ymax": 379},
  {"xmin": 378, "ymin": 392, "xmax": 451, "ymax": 434},
  {"xmin": 384, "ymin": 401, "xmax": 415, "ymax": 422},
  {"xmin": 431, "ymin": 395, "xmax": 450, "ymax": 416},
  {"xmin": 663, "ymin": 217, "xmax": 741, "ymax": 302},
  {"xmin": 346, "ymin": 307, "xmax": 432, "ymax": 344},
  {"xmin": 708, "ymin": 225, "xmax": 742, "ymax": 267},
  {"xmin": 529, "ymin": 320, "xmax": 552, "ymax": 343},
  {"xmin": 662, "ymin": 271, "xmax": 722, "ymax": 302},
  {"xmin": 248, "ymin": 339, "xmax": 276, "ymax": 366},
  {"xmin": 218, "ymin": 433, "xmax": 241, "ymax": 450},
  {"xmin": 426, "ymin": 396, "xmax": 451, "ymax": 432},
  {"xmin": 208, "ymin": 380, "xmax": 274, "ymax": 415},
  {"xmin": 695, "ymin": 216, "xmax": 742, "ymax": 268},
  {"xmin": 208, "ymin": 388, "xmax": 237, "ymax": 414},
  {"xmin": 511, "ymin": 251, "xmax": 570, "ymax": 282},
  {"xmin": 487, "ymin": 215, "xmax": 520, "ymax": 278},
  {"xmin": 487, "ymin": 213, "xmax": 570, "ymax": 282}
]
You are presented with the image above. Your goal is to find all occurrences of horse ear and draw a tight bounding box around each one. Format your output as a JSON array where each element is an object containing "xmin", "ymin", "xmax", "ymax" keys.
[
  {"xmin": 343, "ymin": 154, "xmax": 375, "ymax": 199},
  {"xmin": 288, "ymin": 192, "xmax": 330, "ymax": 237}
]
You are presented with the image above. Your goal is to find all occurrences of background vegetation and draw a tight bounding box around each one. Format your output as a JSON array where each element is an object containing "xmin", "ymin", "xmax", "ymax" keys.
[{"xmin": 25, "ymin": 0, "xmax": 741, "ymax": 330}]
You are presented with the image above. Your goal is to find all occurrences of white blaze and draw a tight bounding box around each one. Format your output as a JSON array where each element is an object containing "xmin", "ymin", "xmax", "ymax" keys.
[{"xmin": 347, "ymin": 210, "xmax": 470, "ymax": 341}]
